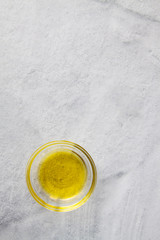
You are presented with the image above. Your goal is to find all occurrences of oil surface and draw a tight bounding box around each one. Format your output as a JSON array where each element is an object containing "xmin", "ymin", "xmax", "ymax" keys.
[{"xmin": 38, "ymin": 149, "xmax": 87, "ymax": 199}]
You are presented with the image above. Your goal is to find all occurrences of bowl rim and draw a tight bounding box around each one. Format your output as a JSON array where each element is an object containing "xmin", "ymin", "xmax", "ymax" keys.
[{"xmin": 26, "ymin": 140, "xmax": 97, "ymax": 212}]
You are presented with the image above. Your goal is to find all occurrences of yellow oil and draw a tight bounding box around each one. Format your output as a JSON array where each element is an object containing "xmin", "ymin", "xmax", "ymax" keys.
[{"xmin": 38, "ymin": 149, "xmax": 87, "ymax": 199}]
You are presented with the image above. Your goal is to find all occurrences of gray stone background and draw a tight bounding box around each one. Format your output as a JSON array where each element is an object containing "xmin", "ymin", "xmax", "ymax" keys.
[{"xmin": 1, "ymin": 0, "xmax": 160, "ymax": 239}]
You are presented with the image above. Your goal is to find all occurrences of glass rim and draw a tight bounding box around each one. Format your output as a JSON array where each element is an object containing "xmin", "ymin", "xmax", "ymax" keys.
[{"xmin": 26, "ymin": 140, "xmax": 97, "ymax": 212}]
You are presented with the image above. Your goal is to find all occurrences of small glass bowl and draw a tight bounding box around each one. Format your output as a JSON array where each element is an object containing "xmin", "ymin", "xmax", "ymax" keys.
[{"xmin": 26, "ymin": 140, "xmax": 97, "ymax": 212}]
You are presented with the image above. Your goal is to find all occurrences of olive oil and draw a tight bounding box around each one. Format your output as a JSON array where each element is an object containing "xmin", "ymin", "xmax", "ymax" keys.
[{"xmin": 38, "ymin": 149, "xmax": 87, "ymax": 199}]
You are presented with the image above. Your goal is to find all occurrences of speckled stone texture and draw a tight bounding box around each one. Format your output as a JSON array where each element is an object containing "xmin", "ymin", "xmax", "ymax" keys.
[{"xmin": 1, "ymin": 0, "xmax": 160, "ymax": 239}]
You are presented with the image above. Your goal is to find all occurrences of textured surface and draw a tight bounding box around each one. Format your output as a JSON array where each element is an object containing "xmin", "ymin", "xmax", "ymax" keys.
[{"xmin": 1, "ymin": 0, "xmax": 160, "ymax": 239}]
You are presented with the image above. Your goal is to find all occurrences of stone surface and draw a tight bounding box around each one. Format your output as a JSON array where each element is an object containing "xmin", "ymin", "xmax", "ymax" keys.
[{"xmin": 0, "ymin": 0, "xmax": 160, "ymax": 239}]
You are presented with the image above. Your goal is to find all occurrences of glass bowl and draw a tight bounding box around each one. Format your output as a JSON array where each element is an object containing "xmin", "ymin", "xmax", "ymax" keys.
[{"xmin": 26, "ymin": 140, "xmax": 97, "ymax": 212}]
